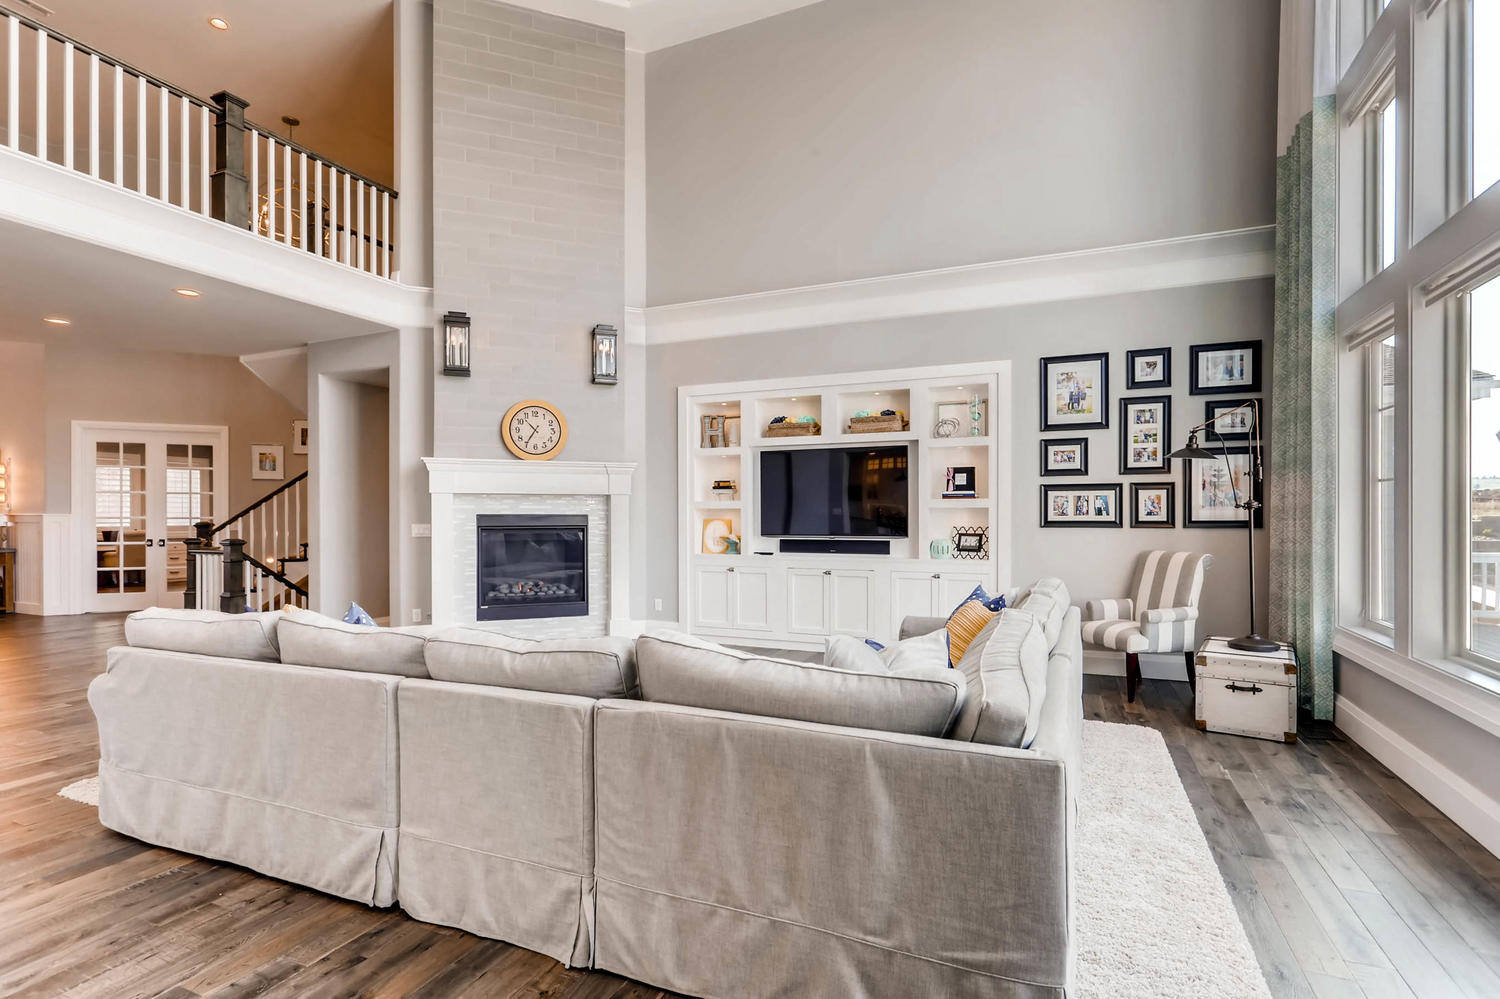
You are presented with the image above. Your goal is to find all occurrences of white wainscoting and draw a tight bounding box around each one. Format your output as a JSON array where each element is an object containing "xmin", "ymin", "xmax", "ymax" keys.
[{"xmin": 9, "ymin": 514, "xmax": 74, "ymax": 615}]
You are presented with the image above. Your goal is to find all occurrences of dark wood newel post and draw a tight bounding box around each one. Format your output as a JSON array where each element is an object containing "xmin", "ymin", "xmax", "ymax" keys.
[
  {"xmin": 183, "ymin": 521, "xmax": 216, "ymax": 610},
  {"xmin": 219, "ymin": 538, "xmax": 248, "ymax": 613},
  {"xmin": 211, "ymin": 91, "xmax": 251, "ymax": 229}
]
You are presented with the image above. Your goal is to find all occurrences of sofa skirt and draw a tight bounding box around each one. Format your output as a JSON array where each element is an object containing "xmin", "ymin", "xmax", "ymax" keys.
[
  {"xmin": 98, "ymin": 760, "xmax": 397, "ymax": 907},
  {"xmin": 397, "ymin": 832, "xmax": 594, "ymax": 968}
]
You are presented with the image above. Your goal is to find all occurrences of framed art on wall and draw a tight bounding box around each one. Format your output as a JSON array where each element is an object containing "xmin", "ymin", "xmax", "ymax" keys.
[
  {"xmin": 1182, "ymin": 445, "xmax": 1264, "ymax": 528},
  {"xmin": 1040, "ymin": 483, "xmax": 1122, "ymax": 527},
  {"xmin": 1204, "ymin": 398, "xmax": 1260, "ymax": 442},
  {"xmin": 250, "ymin": 444, "xmax": 285, "ymax": 481},
  {"xmin": 1125, "ymin": 347, "xmax": 1171, "ymax": 389},
  {"xmin": 1118, "ymin": 395, "xmax": 1171, "ymax": 474},
  {"xmin": 1039, "ymin": 437, "xmax": 1089, "ymax": 476},
  {"xmin": 1189, "ymin": 340, "xmax": 1262, "ymax": 395},
  {"xmin": 292, "ymin": 420, "xmax": 309, "ymax": 455},
  {"xmin": 1039, "ymin": 353, "xmax": 1109, "ymax": 431},
  {"xmin": 1130, "ymin": 481, "xmax": 1176, "ymax": 528}
]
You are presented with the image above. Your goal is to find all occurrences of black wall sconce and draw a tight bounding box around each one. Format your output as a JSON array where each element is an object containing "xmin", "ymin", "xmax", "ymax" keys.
[
  {"xmin": 442, "ymin": 311, "xmax": 471, "ymax": 376},
  {"xmin": 591, "ymin": 323, "xmax": 618, "ymax": 384}
]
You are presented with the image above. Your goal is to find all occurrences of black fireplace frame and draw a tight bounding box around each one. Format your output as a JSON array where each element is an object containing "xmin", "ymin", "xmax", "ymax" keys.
[{"xmin": 476, "ymin": 514, "xmax": 589, "ymax": 621}]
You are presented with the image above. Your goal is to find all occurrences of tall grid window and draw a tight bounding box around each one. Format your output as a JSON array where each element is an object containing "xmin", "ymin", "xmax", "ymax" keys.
[
  {"xmin": 1468, "ymin": 278, "xmax": 1500, "ymax": 660},
  {"xmin": 1379, "ymin": 98, "xmax": 1398, "ymax": 270}
]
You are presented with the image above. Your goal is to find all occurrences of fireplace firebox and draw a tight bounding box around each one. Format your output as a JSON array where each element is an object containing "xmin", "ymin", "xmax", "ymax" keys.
[{"xmin": 476, "ymin": 515, "xmax": 588, "ymax": 621}]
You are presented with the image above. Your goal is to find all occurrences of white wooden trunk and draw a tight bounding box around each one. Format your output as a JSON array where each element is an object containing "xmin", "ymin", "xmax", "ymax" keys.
[{"xmin": 1194, "ymin": 638, "xmax": 1298, "ymax": 743}]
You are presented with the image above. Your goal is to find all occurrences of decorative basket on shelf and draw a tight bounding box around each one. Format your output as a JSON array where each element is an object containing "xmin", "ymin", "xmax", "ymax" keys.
[
  {"xmin": 847, "ymin": 414, "xmax": 907, "ymax": 434},
  {"xmin": 764, "ymin": 421, "xmax": 821, "ymax": 437}
]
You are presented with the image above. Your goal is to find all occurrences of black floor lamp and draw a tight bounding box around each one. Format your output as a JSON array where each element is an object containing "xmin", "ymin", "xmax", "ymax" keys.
[{"xmin": 1168, "ymin": 399, "xmax": 1278, "ymax": 653}]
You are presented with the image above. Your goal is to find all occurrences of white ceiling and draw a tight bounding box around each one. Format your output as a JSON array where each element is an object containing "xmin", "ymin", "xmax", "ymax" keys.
[
  {"xmin": 0, "ymin": 216, "xmax": 383, "ymax": 354},
  {"xmin": 518, "ymin": 0, "xmax": 827, "ymax": 50},
  {"xmin": 36, "ymin": 0, "xmax": 394, "ymax": 186}
]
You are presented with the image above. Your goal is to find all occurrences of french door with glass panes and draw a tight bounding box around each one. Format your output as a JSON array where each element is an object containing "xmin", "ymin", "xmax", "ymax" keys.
[{"xmin": 83, "ymin": 426, "xmax": 226, "ymax": 613}]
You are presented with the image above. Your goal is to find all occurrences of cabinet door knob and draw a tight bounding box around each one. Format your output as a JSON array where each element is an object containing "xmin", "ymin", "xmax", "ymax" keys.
[
  {"xmin": 823, "ymin": 569, "xmax": 831, "ymax": 575},
  {"xmin": 727, "ymin": 567, "xmax": 735, "ymax": 573},
  {"xmin": 932, "ymin": 573, "xmax": 941, "ymax": 579}
]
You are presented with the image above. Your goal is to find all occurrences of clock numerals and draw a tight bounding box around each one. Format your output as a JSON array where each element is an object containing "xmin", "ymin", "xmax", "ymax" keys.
[{"xmin": 502, "ymin": 400, "xmax": 565, "ymax": 460}]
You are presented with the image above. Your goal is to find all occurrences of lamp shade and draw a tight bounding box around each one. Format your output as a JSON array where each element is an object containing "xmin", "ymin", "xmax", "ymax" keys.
[{"xmin": 1168, "ymin": 431, "xmax": 1217, "ymax": 461}]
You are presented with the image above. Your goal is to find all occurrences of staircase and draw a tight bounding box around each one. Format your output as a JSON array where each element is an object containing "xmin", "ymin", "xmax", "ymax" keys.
[{"xmin": 185, "ymin": 473, "xmax": 309, "ymax": 612}]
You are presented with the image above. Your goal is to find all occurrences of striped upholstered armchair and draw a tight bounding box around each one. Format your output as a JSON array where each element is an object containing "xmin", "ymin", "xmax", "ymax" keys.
[{"xmin": 1081, "ymin": 550, "xmax": 1214, "ymax": 703}]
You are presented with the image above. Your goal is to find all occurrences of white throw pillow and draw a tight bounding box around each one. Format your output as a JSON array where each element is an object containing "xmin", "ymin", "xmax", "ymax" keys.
[{"xmin": 824, "ymin": 628, "xmax": 951, "ymax": 674}]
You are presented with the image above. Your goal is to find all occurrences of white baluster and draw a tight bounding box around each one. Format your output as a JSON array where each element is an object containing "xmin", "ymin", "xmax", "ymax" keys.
[
  {"xmin": 34, "ymin": 27, "xmax": 45, "ymax": 161},
  {"xmin": 282, "ymin": 140, "xmax": 292, "ymax": 245},
  {"xmin": 313, "ymin": 160, "xmax": 323, "ymax": 256},
  {"xmin": 157, "ymin": 85, "xmax": 168, "ymax": 202},
  {"xmin": 199, "ymin": 104, "xmax": 210, "ymax": 215},
  {"xmin": 267, "ymin": 136, "xmax": 277, "ymax": 240},
  {"xmin": 272, "ymin": 490, "xmax": 279, "ymax": 568},
  {"xmin": 135, "ymin": 73, "xmax": 146, "ymax": 192},
  {"xmin": 179, "ymin": 94, "xmax": 189, "ymax": 207},
  {"xmin": 355, "ymin": 180, "xmax": 366, "ymax": 270},
  {"xmin": 298, "ymin": 152, "xmax": 308, "ymax": 248},
  {"xmin": 381, "ymin": 190, "xmax": 391, "ymax": 278},
  {"xmin": 6, "ymin": 16, "xmax": 18, "ymax": 151},
  {"xmin": 249, "ymin": 129, "xmax": 259, "ymax": 233},
  {"xmin": 62, "ymin": 42, "xmax": 73, "ymax": 169},
  {"xmin": 327, "ymin": 165, "xmax": 338, "ymax": 260},
  {"xmin": 341, "ymin": 171, "xmax": 351, "ymax": 264},
  {"xmin": 87, "ymin": 53, "xmax": 98, "ymax": 177},
  {"xmin": 111, "ymin": 64, "xmax": 123, "ymax": 182}
]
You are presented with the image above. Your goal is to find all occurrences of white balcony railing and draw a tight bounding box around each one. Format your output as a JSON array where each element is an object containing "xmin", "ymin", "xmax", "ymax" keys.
[
  {"xmin": 1473, "ymin": 551, "xmax": 1500, "ymax": 623},
  {"xmin": 0, "ymin": 7, "xmax": 398, "ymax": 281}
]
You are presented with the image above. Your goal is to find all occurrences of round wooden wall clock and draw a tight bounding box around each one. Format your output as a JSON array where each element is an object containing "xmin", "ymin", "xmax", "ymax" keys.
[{"xmin": 500, "ymin": 399, "xmax": 568, "ymax": 461}]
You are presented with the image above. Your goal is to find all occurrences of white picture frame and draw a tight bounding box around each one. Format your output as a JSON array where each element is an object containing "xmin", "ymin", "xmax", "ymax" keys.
[
  {"xmin": 292, "ymin": 420, "xmax": 309, "ymax": 455},
  {"xmin": 251, "ymin": 444, "xmax": 285, "ymax": 481}
]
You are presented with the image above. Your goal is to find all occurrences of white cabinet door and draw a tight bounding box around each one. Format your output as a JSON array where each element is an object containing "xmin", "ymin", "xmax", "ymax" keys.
[
  {"xmin": 786, "ymin": 569, "xmax": 830, "ymax": 635},
  {"xmin": 693, "ymin": 566, "xmax": 733, "ymax": 630},
  {"xmin": 829, "ymin": 571, "xmax": 875, "ymax": 636},
  {"xmin": 935, "ymin": 572, "xmax": 987, "ymax": 616},
  {"xmin": 890, "ymin": 571, "xmax": 937, "ymax": 637},
  {"xmin": 732, "ymin": 567, "xmax": 773, "ymax": 632}
]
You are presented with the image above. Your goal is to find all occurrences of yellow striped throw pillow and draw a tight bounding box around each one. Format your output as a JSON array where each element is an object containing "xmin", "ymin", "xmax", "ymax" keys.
[{"xmin": 945, "ymin": 599, "xmax": 997, "ymax": 663}]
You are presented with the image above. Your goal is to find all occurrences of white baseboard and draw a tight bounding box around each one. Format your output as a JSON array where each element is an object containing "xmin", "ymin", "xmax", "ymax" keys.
[
  {"xmin": 1082, "ymin": 649, "xmax": 1193, "ymax": 683},
  {"xmin": 1335, "ymin": 694, "xmax": 1500, "ymax": 859}
]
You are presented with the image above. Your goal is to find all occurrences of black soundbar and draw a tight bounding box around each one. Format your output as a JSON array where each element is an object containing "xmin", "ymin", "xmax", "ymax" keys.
[{"xmin": 778, "ymin": 538, "xmax": 892, "ymax": 556}]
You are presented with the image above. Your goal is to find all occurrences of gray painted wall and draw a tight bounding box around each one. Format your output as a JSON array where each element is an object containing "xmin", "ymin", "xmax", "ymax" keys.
[
  {"xmin": 645, "ymin": 0, "xmax": 1280, "ymax": 305},
  {"xmin": 431, "ymin": 0, "xmax": 630, "ymax": 462},
  {"xmin": 643, "ymin": 280, "xmax": 1274, "ymax": 646}
]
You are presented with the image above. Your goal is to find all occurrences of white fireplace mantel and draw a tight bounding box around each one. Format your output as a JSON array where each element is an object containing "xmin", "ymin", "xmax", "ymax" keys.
[{"xmin": 424, "ymin": 458, "xmax": 636, "ymax": 632}]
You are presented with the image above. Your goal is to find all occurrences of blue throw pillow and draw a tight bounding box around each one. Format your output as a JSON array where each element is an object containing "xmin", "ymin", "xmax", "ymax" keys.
[
  {"xmin": 863, "ymin": 638, "xmax": 886, "ymax": 652},
  {"xmin": 950, "ymin": 584, "xmax": 1006, "ymax": 617},
  {"xmin": 343, "ymin": 601, "xmax": 377, "ymax": 627}
]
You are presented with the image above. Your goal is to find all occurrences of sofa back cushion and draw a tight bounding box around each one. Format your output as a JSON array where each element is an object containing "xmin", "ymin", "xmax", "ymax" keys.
[
  {"xmin": 425, "ymin": 627, "xmax": 638, "ymax": 699},
  {"xmin": 636, "ymin": 631, "xmax": 964, "ymax": 737},
  {"xmin": 949, "ymin": 609, "xmax": 1050, "ymax": 749},
  {"xmin": 277, "ymin": 608, "xmax": 430, "ymax": 677},
  {"xmin": 1012, "ymin": 577, "xmax": 1071, "ymax": 650},
  {"xmin": 124, "ymin": 607, "xmax": 282, "ymax": 662}
]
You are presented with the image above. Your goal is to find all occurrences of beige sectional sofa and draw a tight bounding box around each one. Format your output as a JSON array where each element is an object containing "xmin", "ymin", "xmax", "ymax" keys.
[{"xmin": 88, "ymin": 585, "xmax": 1083, "ymax": 998}]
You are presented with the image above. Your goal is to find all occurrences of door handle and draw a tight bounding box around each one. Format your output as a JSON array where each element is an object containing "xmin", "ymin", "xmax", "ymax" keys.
[
  {"xmin": 157, "ymin": 538, "xmax": 166, "ymax": 547},
  {"xmin": 727, "ymin": 567, "xmax": 735, "ymax": 573},
  {"xmin": 146, "ymin": 538, "xmax": 154, "ymax": 547},
  {"xmin": 1225, "ymin": 682, "xmax": 1263, "ymax": 695}
]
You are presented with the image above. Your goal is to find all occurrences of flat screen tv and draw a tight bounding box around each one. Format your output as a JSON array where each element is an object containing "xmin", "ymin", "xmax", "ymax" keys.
[{"xmin": 759, "ymin": 445, "xmax": 909, "ymax": 538}]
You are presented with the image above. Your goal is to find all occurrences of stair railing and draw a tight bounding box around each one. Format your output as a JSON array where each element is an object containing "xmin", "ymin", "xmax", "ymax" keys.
[{"xmin": 185, "ymin": 472, "xmax": 309, "ymax": 612}]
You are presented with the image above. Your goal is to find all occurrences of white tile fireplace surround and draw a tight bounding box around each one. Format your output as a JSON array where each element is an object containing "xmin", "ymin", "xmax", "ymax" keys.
[{"xmin": 424, "ymin": 459, "xmax": 636, "ymax": 636}]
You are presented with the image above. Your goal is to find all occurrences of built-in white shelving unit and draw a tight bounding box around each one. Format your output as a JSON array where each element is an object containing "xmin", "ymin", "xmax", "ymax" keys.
[{"xmin": 678, "ymin": 361, "xmax": 1012, "ymax": 649}]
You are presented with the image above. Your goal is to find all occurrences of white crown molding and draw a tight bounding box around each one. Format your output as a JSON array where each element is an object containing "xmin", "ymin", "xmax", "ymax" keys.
[
  {"xmin": 641, "ymin": 225, "xmax": 1276, "ymax": 346},
  {"xmin": 497, "ymin": 0, "xmax": 826, "ymax": 52}
]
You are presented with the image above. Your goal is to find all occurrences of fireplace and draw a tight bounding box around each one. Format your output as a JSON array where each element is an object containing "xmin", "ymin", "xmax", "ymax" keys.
[{"xmin": 476, "ymin": 515, "xmax": 589, "ymax": 621}]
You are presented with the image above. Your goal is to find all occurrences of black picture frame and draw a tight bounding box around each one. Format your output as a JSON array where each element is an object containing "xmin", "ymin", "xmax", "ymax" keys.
[
  {"xmin": 1039, "ymin": 352, "xmax": 1110, "ymax": 431},
  {"xmin": 1204, "ymin": 397, "xmax": 1261, "ymax": 443},
  {"xmin": 1125, "ymin": 347, "xmax": 1172, "ymax": 389},
  {"xmin": 951, "ymin": 525, "xmax": 990, "ymax": 559},
  {"xmin": 1039, "ymin": 437, "xmax": 1090, "ymax": 477},
  {"xmin": 1181, "ymin": 444, "xmax": 1265, "ymax": 528},
  {"xmin": 1189, "ymin": 339, "xmax": 1263, "ymax": 395},
  {"xmin": 1130, "ymin": 481, "xmax": 1177, "ymax": 528},
  {"xmin": 1118, "ymin": 395, "xmax": 1172, "ymax": 475},
  {"xmin": 1040, "ymin": 482, "xmax": 1123, "ymax": 528}
]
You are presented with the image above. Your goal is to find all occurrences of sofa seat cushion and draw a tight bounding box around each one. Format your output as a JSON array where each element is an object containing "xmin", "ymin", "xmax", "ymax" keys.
[
  {"xmin": 425, "ymin": 628, "xmax": 638, "ymax": 699},
  {"xmin": 949, "ymin": 609, "xmax": 1049, "ymax": 749},
  {"xmin": 124, "ymin": 607, "xmax": 282, "ymax": 662},
  {"xmin": 636, "ymin": 631, "xmax": 964, "ymax": 737},
  {"xmin": 277, "ymin": 608, "xmax": 430, "ymax": 677},
  {"xmin": 1080, "ymin": 617, "xmax": 1149, "ymax": 654}
]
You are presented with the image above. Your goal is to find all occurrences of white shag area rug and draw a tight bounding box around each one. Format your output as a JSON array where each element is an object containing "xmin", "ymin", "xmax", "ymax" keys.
[{"xmin": 60, "ymin": 722, "xmax": 1268, "ymax": 997}]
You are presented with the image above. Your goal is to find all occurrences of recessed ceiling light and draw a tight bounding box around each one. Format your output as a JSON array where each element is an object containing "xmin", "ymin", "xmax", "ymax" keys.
[
  {"xmin": 208, "ymin": 16, "xmax": 229, "ymax": 31},
  {"xmin": 43, "ymin": 315, "xmax": 71, "ymax": 326},
  {"xmin": 173, "ymin": 287, "xmax": 201, "ymax": 298}
]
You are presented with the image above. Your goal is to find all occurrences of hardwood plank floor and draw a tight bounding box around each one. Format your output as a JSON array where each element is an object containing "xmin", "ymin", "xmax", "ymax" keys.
[{"xmin": 4, "ymin": 614, "xmax": 1500, "ymax": 998}]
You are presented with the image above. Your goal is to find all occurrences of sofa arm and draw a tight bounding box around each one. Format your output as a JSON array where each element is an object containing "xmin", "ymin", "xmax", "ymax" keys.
[
  {"xmin": 1083, "ymin": 597, "xmax": 1134, "ymax": 622},
  {"xmin": 1140, "ymin": 606, "xmax": 1198, "ymax": 625},
  {"xmin": 897, "ymin": 614, "xmax": 947, "ymax": 641},
  {"xmin": 592, "ymin": 699, "xmax": 1072, "ymax": 996}
]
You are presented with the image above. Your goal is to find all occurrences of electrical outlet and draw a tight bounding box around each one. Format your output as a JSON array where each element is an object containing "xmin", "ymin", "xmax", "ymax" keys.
[
  {"xmin": 411, "ymin": 608, "xmax": 423, "ymax": 624},
  {"xmin": 654, "ymin": 598, "xmax": 663, "ymax": 612},
  {"xmin": 411, "ymin": 523, "xmax": 432, "ymax": 538}
]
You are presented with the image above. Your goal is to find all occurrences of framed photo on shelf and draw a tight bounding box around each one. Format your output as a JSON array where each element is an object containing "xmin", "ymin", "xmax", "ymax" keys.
[
  {"xmin": 951, "ymin": 525, "xmax": 990, "ymax": 559},
  {"xmin": 1130, "ymin": 481, "xmax": 1176, "ymax": 528},
  {"xmin": 1039, "ymin": 437, "xmax": 1090, "ymax": 476},
  {"xmin": 1182, "ymin": 445, "xmax": 1265, "ymax": 528},
  {"xmin": 1204, "ymin": 398, "xmax": 1260, "ymax": 442},
  {"xmin": 1040, "ymin": 483, "xmax": 1123, "ymax": 527},
  {"xmin": 1126, "ymin": 347, "xmax": 1172, "ymax": 389},
  {"xmin": 1039, "ymin": 353, "xmax": 1109, "ymax": 431},
  {"xmin": 1190, "ymin": 340, "xmax": 1262, "ymax": 395},
  {"xmin": 1119, "ymin": 395, "xmax": 1171, "ymax": 474},
  {"xmin": 250, "ymin": 444, "xmax": 285, "ymax": 481}
]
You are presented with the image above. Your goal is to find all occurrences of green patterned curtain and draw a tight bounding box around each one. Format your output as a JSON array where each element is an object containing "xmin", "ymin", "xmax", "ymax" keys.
[{"xmin": 1268, "ymin": 95, "xmax": 1337, "ymax": 720}]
